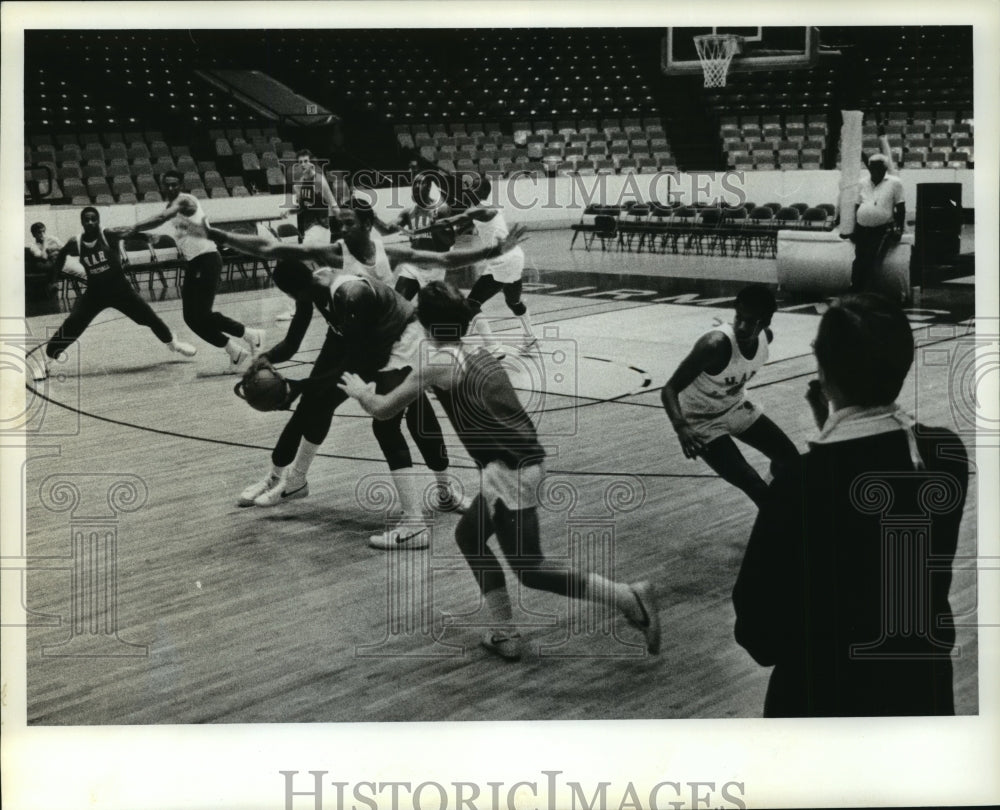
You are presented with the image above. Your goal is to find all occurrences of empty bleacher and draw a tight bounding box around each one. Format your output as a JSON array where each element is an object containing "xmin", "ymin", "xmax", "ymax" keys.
[{"xmin": 24, "ymin": 26, "xmax": 974, "ymax": 208}]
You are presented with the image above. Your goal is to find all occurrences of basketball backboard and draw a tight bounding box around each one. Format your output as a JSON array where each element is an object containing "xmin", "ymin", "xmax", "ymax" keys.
[{"xmin": 662, "ymin": 26, "xmax": 819, "ymax": 75}]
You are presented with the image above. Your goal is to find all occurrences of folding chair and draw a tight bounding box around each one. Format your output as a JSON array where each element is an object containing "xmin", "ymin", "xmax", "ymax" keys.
[
  {"xmin": 618, "ymin": 204, "xmax": 650, "ymax": 252},
  {"xmin": 690, "ymin": 208, "xmax": 725, "ymax": 256},
  {"xmin": 665, "ymin": 206, "xmax": 696, "ymax": 255},
  {"xmin": 570, "ymin": 204, "xmax": 600, "ymax": 249},
  {"xmin": 644, "ymin": 203, "xmax": 675, "ymax": 253},
  {"xmin": 150, "ymin": 234, "xmax": 186, "ymax": 287},
  {"xmin": 119, "ymin": 234, "xmax": 165, "ymax": 291},
  {"xmin": 801, "ymin": 207, "xmax": 830, "ymax": 230},
  {"xmin": 585, "ymin": 214, "xmax": 619, "ymax": 252}
]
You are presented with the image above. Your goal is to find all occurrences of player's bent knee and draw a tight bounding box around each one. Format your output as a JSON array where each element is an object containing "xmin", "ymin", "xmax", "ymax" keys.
[{"xmin": 508, "ymin": 300, "xmax": 527, "ymax": 316}]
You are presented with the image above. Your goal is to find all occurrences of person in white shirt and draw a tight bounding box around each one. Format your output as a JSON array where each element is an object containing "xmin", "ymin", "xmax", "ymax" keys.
[
  {"xmin": 850, "ymin": 154, "xmax": 905, "ymax": 292},
  {"xmin": 128, "ymin": 170, "xmax": 265, "ymax": 372}
]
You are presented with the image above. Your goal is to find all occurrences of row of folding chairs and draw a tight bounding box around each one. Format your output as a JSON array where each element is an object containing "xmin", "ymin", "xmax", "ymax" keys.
[
  {"xmin": 570, "ymin": 203, "xmax": 836, "ymax": 259},
  {"xmin": 116, "ymin": 228, "xmax": 270, "ymax": 292}
]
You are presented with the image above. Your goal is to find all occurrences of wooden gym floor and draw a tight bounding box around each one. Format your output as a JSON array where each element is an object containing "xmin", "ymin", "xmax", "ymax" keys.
[{"xmin": 19, "ymin": 228, "xmax": 979, "ymax": 723}]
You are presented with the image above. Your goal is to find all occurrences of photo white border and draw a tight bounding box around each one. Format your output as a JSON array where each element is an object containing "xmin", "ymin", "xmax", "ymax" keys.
[{"xmin": 2, "ymin": 2, "xmax": 998, "ymax": 808}]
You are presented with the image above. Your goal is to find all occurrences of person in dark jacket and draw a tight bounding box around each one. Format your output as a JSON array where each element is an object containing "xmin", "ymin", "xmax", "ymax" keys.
[{"xmin": 732, "ymin": 293, "xmax": 969, "ymax": 716}]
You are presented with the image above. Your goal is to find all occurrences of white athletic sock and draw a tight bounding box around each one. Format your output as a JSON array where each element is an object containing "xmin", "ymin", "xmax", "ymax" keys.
[
  {"xmin": 391, "ymin": 468, "xmax": 424, "ymax": 519},
  {"xmin": 518, "ymin": 313, "xmax": 536, "ymax": 338},
  {"xmin": 471, "ymin": 315, "xmax": 500, "ymax": 347},
  {"xmin": 484, "ymin": 587, "xmax": 515, "ymax": 629},
  {"xmin": 583, "ymin": 573, "xmax": 637, "ymax": 619},
  {"xmin": 290, "ymin": 439, "xmax": 320, "ymax": 481}
]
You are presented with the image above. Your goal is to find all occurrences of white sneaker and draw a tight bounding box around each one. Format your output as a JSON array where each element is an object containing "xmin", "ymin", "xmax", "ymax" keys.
[
  {"xmin": 237, "ymin": 473, "xmax": 281, "ymax": 507},
  {"xmin": 518, "ymin": 336, "xmax": 540, "ymax": 355},
  {"xmin": 368, "ymin": 519, "xmax": 430, "ymax": 550},
  {"xmin": 626, "ymin": 581, "xmax": 661, "ymax": 655},
  {"xmin": 225, "ymin": 342, "xmax": 248, "ymax": 370},
  {"xmin": 253, "ymin": 474, "xmax": 309, "ymax": 507},
  {"xmin": 169, "ymin": 339, "xmax": 197, "ymax": 357},
  {"xmin": 275, "ymin": 310, "xmax": 294, "ymax": 323},
  {"xmin": 31, "ymin": 356, "xmax": 51, "ymax": 382},
  {"xmin": 243, "ymin": 327, "xmax": 265, "ymax": 356},
  {"xmin": 481, "ymin": 629, "xmax": 523, "ymax": 661}
]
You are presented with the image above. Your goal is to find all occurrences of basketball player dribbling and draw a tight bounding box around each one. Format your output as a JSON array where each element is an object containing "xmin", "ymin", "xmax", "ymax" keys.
[
  {"xmin": 31, "ymin": 206, "xmax": 196, "ymax": 381},
  {"xmin": 660, "ymin": 285, "xmax": 799, "ymax": 507},
  {"xmin": 207, "ymin": 201, "xmax": 528, "ymax": 548},
  {"xmin": 339, "ymin": 280, "xmax": 661, "ymax": 660},
  {"xmin": 128, "ymin": 170, "xmax": 264, "ymax": 372}
]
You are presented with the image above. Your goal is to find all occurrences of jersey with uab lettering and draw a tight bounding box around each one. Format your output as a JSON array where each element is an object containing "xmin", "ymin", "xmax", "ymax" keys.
[
  {"xmin": 679, "ymin": 323, "xmax": 768, "ymax": 420},
  {"xmin": 75, "ymin": 231, "xmax": 127, "ymax": 285}
]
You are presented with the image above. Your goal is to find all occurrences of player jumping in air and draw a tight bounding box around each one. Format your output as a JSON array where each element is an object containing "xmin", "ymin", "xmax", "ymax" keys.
[{"xmin": 128, "ymin": 170, "xmax": 264, "ymax": 372}]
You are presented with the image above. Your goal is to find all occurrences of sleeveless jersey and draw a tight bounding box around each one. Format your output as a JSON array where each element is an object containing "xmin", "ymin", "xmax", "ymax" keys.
[
  {"xmin": 433, "ymin": 345, "xmax": 545, "ymax": 469},
  {"xmin": 679, "ymin": 323, "xmax": 768, "ymax": 420},
  {"xmin": 311, "ymin": 270, "xmax": 415, "ymax": 370},
  {"xmin": 335, "ymin": 236, "xmax": 394, "ymax": 286},
  {"xmin": 297, "ymin": 178, "xmax": 333, "ymax": 232},
  {"xmin": 470, "ymin": 205, "xmax": 524, "ymax": 281},
  {"xmin": 76, "ymin": 231, "xmax": 127, "ymax": 284},
  {"xmin": 172, "ymin": 194, "xmax": 217, "ymax": 260}
]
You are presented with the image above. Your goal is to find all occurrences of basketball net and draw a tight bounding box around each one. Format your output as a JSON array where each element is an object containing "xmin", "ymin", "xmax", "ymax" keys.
[{"xmin": 693, "ymin": 34, "xmax": 741, "ymax": 88}]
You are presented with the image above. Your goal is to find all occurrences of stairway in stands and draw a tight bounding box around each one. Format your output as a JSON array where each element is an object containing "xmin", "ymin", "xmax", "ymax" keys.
[{"xmin": 658, "ymin": 73, "xmax": 726, "ymax": 171}]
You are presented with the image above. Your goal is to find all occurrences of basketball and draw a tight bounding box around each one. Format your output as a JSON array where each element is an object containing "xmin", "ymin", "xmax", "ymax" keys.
[{"xmin": 234, "ymin": 365, "xmax": 289, "ymax": 411}]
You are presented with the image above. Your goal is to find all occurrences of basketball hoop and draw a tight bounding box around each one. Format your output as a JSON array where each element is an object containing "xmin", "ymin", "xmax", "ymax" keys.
[{"xmin": 693, "ymin": 33, "xmax": 742, "ymax": 88}]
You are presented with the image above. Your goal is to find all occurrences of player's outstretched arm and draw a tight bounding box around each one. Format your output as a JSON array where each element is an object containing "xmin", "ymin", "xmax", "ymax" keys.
[
  {"xmin": 339, "ymin": 363, "xmax": 451, "ymax": 420},
  {"xmin": 255, "ymin": 299, "xmax": 313, "ymax": 367},
  {"xmin": 434, "ymin": 207, "xmax": 491, "ymax": 228},
  {"xmin": 130, "ymin": 194, "xmax": 194, "ymax": 233},
  {"xmin": 103, "ymin": 225, "xmax": 134, "ymax": 243},
  {"xmin": 661, "ymin": 334, "xmax": 728, "ymax": 459},
  {"xmin": 205, "ymin": 225, "xmax": 344, "ymax": 268},
  {"xmin": 388, "ymin": 223, "xmax": 529, "ymax": 269}
]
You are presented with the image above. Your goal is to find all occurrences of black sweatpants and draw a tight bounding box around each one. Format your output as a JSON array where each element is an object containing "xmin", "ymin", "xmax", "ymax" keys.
[
  {"xmin": 182, "ymin": 252, "xmax": 246, "ymax": 347},
  {"xmin": 270, "ymin": 331, "xmax": 448, "ymax": 473},
  {"xmin": 46, "ymin": 274, "xmax": 173, "ymax": 360}
]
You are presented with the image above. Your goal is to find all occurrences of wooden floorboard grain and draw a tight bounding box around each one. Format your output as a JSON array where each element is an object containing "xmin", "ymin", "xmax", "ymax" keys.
[{"xmin": 23, "ymin": 231, "xmax": 979, "ymax": 723}]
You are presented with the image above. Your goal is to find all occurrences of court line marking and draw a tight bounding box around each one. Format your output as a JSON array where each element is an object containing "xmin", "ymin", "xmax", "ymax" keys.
[
  {"xmin": 21, "ymin": 346, "xmax": 716, "ymax": 481},
  {"xmin": 23, "ymin": 305, "xmax": 971, "ymax": 481}
]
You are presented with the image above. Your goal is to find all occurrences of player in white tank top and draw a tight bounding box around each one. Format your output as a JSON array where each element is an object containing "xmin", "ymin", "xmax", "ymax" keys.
[
  {"xmin": 434, "ymin": 174, "xmax": 537, "ymax": 355},
  {"xmin": 661, "ymin": 285, "xmax": 799, "ymax": 507},
  {"xmin": 171, "ymin": 196, "xmax": 217, "ymax": 260},
  {"xmin": 129, "ymin": 170, "xmax": 262, "ymax": 372},
  {"xmin": 678, "ymin": 321, "xmax": 769, "ymax": 423},
  {"xmin": 206, "ymin": 199, "xmax": 528, "ymax": 539},
  {"xmin": 334, "ymin": 234, "xmax": 394, "ymax": 286}
]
